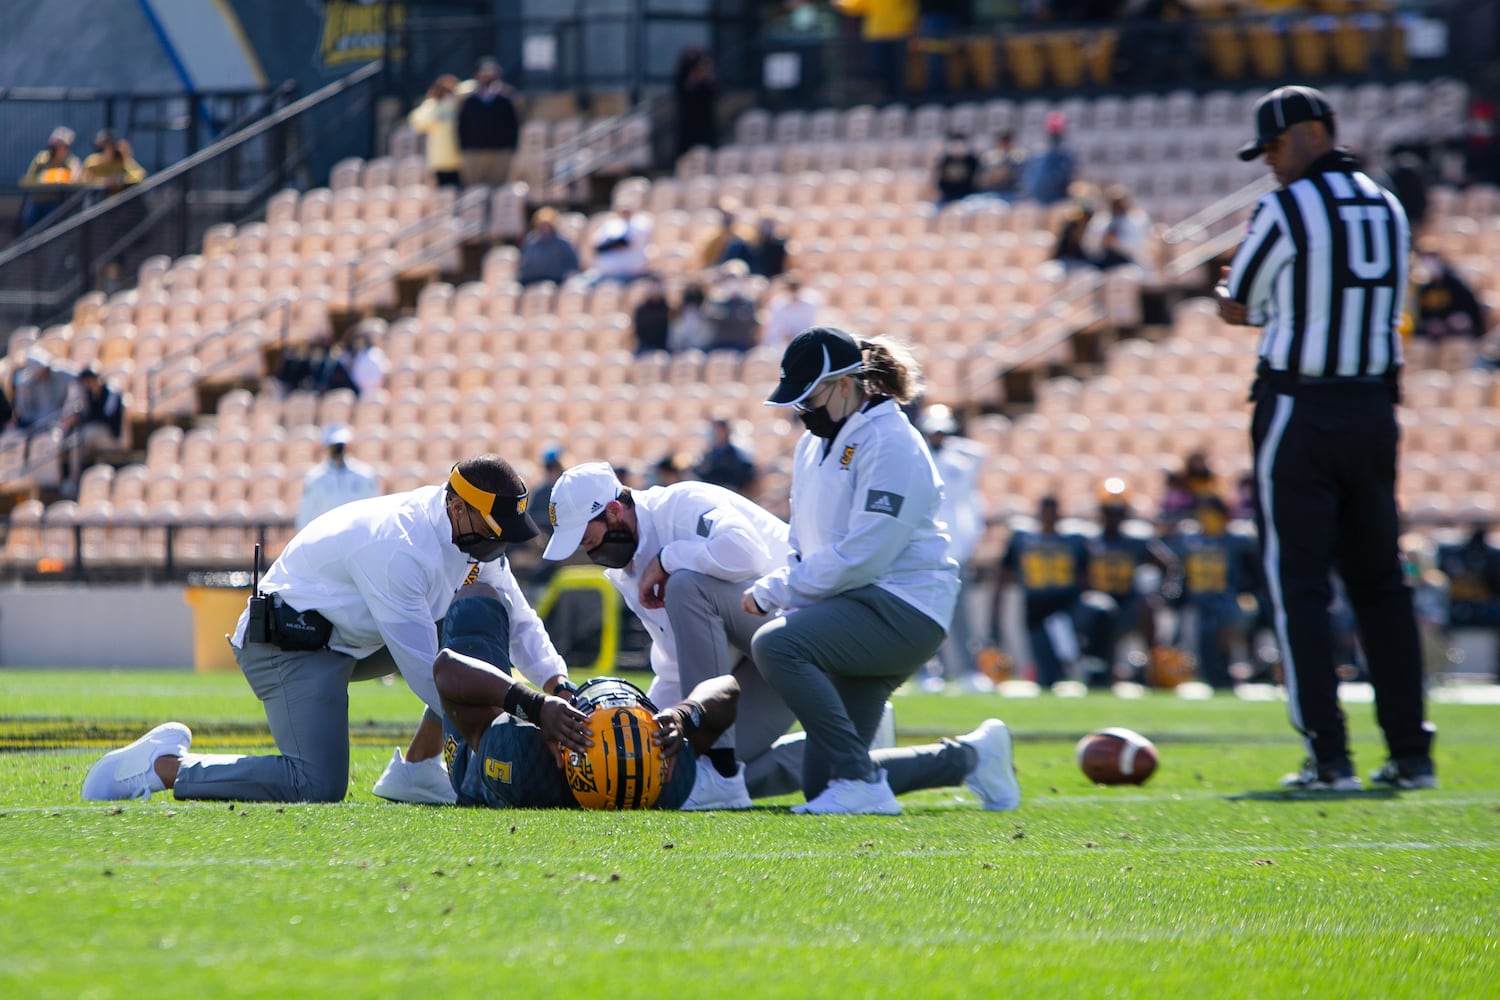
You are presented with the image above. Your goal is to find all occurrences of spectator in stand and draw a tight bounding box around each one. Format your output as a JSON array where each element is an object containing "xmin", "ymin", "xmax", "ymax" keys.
[
  {"xmin": 670, "ymin": 283, "xmax": 710, "ymax": 352},
  {"xmin": 632, "ymin": 276, "xmax": 673, "ymax": 355},
  {"xmin": 19, "ymin": 126, "xmax": 81, "ymax": 231},
  {"xmin": 11, "ymin": 348, "xmax": 77, "ymax": 434},
  {"xmin": 340, "ymin": 326, "xmax": 389, "ymax": 397},
  {"xmin": 60, "ymin": 367, "xmax": 124, "ymax": 494},
  {"xmin": 530, "ymin": 444, "xmax": 565, "ymax": 541},
  {"xmin": 762, "ymin": 274, "xmax": 822, "ymax": 349},
  {"xmin": 457, "ymin": 57, "xmax": 521, "ymax": 188},
  {"xmin": 698, "ymin": 200, "xmax": 752, "ymax": 269},
  {"xmin": 934, "ymin": 130, "xmax": 981, "ymax": 205},
  {"xmin": 748, "ymin": 214, "xmax": 790, "ymax": 279},
  {"xmin": 1083, "ymin": 185, "xmax": 1149, "ymax": 271},
  {"xmin": 673, "ymin": 47, "xmax": 720, "ymax": 160},
  {"xmin": 1020, "ymin": 112, "xmax": 1076, "ymax": 206},
  {"xmin": 695, "ymin": 418, "xmax": 758, "ymax": 496},
  {"xmin": 703, "ymin": 261, "xmax": 761, "ymax": 353},
  {"xmin": 834, "ymin": 0, "xmax": 918, "ymax": 102},
  {"xmin": 1414, "ymin": 245, "xmax": 1487, "ymax": 342},
  {"xmin": 1382, "ymin": 142, "xmax": 1431, "ymax": 231},
  {"xmin": 296, "ymin": 425, "xmax": 381, "ymax": 530},
  {"xmin": 980, "ymin": 130, "xmax": 1027, "ymax": 201},
  {"xmin": 584, "ymin": 206, "xmax": 652, "ymax": 285},
  {"xmin": 1051, "ymin": 199, "xmax": 1097, "ymax": 273},
  {"xmin": 408, "ymin": 74, "xmax": 464, "ymax": 188},
  {"xmin": 80, "ymin": 130, "xmax": 146, "ymax": 194},
  {"xmin": 650, "ymin": 452, "xmax": 694, "ymax": 487},
  {"xmin": 517, "ymin": 207, "xmax": 581, "ymax": 286}
]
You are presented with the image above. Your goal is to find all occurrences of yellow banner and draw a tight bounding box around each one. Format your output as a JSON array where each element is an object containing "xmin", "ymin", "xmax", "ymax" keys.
[{"xmin": 319, "ymin": 0, "xmax": 405, "ymax": 67}]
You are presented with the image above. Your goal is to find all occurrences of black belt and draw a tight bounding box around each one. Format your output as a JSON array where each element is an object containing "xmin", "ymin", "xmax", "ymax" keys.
[{"xmin": 1253, "ymin": 362, "xmax": 1399, "ymax": 402}]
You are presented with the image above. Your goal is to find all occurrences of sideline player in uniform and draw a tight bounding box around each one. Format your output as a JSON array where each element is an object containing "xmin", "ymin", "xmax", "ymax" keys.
[
  {"xmin": 82, "ymin": 455, "xmax": 574, "ymax": 804},
  {"xmin": 1166, "ymin": 495, "xmax": 1260, "ymax": 689},
  {"xmin": 432, "ymin": 582, "xmax": 739, "ymax": 810},
  {"xmin": 1075, "ymin": 479, "xmax": 1174, "ymax": 686},
  {"xmin": 745, "ymin": 326, "xmax": 1021, "ymax": 815},
  {"xmin": 1216, "ymin": 85, "xmax": 1436, "ymax": 790},
  {"xmin": 998, "ymin": 496, "xmax": 1089, "ymax": 688}
]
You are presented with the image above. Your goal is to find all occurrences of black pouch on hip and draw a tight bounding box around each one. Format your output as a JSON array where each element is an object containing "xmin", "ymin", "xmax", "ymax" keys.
[{"xmin": 267, "ymin": 593, "xmax": 333, "ymax": 650}]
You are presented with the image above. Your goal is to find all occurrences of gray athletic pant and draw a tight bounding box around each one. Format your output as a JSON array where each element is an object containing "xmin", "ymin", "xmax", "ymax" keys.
[
  {"xmin": 172, "ymin": 642, "xmax": 405, "ymax": 803},
  {"xmin": 752, "ymin": 584, "xmax": 971, "ymax": 797},
  {"xmin": 662, "ymin": 570, "xmax": 803, "ymax": 798}
]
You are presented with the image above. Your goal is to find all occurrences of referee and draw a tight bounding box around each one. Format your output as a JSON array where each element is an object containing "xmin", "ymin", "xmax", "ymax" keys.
[{"xmin": 1216, "ymin": 85, "xmax": 1436, "ymax": 791}]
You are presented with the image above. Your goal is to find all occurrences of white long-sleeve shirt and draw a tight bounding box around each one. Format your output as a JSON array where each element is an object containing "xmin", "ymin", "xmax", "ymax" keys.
[
  {"xmin": 750, "ymin": 398, "xmax": 959, "ymax": 630},
  {"xmin": 601, "ymin": 481, "xmax": 790, "ymax": 705},
  {"xmin": 295, "ymin": 458, "xmax": 381, "ymax": 530},
  {"xmin": 930, "ymin": 435, "xmax": 987, "ymax": 566},
  {"xmin": 232, "ymin": 486, "xmax": 567, "ymax": 714}
]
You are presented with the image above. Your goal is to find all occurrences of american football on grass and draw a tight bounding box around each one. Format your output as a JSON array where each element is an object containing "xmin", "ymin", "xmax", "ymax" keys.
[{"xmin": 1075, "ymin": 727, "xmax": 1158, "ymax": 785}]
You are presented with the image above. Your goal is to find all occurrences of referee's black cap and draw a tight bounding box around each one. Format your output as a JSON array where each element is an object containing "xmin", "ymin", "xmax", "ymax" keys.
[{"xmin": 1237, "ymin": 85, "xmax": 1336, "ymax": 161}]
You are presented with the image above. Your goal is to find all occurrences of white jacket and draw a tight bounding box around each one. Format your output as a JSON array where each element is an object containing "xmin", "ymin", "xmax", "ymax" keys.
[
  {"xmin": 233, "ymin": 486, "xmax": 567, "ymax": 714},
  {"xmin": 602, "ymin": 481, "xmax": 790, "ymax": 706},
  {"xmin": 750, "ymin": 398, "xmax": 959, "ymax": 629},
  {"xmin": 930, "ymin": 435, "xmax": 987, "ymax": 566}
]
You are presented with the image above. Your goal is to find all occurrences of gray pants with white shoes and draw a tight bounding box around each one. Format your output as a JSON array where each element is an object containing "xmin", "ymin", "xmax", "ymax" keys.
[
  {"xmin": 752, "ymin": 584, "xmax": 973, "ymax": 799},
  {"xmin": 172, "ymin": 642, "xmax": 403, "ymax": 803},
  {"xmin": 669, "ymin": 575, "xmax": 972, "ymax": 803}
]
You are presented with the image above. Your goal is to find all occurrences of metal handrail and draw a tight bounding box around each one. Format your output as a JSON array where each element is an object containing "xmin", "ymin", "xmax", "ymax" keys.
[
  {"xmin": 1160, "ymin": 175, "xmax": 1276, "ymax": 246},
  {"xmin": 0, "ymin": 62, "xmax": 384, "ymax": 273}
]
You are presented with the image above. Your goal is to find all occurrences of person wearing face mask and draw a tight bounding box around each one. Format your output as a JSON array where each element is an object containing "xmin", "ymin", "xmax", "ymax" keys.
[
  {"xmin": 82, "ymin": 455, "xmax": 574, "ymax": 805},
  {"xmin": 742, "ymin": 327, "xmax": 1021, "ymax": 815},
  {"xmin": 540, "ymin": 460, "xmax": 799, "ymax": 808}
]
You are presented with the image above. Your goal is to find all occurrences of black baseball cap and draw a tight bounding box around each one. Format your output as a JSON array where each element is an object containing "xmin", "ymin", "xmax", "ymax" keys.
[
  {"xmin": 1237, "ymin": 85, "xmax": 1336, "ymax": 162},
  {"xmin": 766, "ymin": 326, "xmax": 865, "ymax": 407}
]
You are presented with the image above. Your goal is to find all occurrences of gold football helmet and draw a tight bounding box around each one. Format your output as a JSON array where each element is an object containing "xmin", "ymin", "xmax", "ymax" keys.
[{"xmin": 561, "ymin": 677, "xmax": 668, "ymax": 810}]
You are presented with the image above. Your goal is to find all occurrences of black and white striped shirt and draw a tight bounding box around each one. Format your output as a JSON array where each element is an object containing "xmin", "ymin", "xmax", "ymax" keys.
[{"xmin": 1225, "ymin": 150, "xmax": 1411, "ymax": 379}]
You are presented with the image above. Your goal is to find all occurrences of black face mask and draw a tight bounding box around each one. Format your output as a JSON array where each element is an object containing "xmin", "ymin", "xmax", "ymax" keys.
[
  {"xmin": 587, "ymin": 529, "xmax": 638, "ymax": 569},
  {"xmin": 453, "ymin": 532, "xmax": 506, "ymax": 563},
  {"xmin": 798, "ymin": 405, "xmax": 846, "ymax": 440}
]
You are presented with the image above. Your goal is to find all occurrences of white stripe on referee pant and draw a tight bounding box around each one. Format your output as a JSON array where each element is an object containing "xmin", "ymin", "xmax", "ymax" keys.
[{"xmin": 1256, "ymin": 394, "xmax": 1307, "ymax": 751}]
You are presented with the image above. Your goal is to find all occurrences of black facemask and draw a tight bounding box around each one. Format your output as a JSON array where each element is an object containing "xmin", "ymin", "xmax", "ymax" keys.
[
  {"xmin": 798, "ymin": 405, "xmax": 846, "ymax": 440},
  {"xmin": 587, "ymin": 529, "xmax": 638, "ymax": 569},
  {"xmin": 454, "ymin": 532, "xmax": 506, "ymax": 562}
]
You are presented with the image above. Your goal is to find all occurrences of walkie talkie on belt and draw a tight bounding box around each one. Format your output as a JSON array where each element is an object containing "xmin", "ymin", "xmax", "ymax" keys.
[{"xmin": 245, "ymin": 542, "xmax": 271, "ymax": 644}]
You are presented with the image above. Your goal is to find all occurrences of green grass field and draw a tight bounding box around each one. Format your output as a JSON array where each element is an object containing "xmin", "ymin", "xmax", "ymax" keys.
[{"xmin": 2, "ymin": 670, "xmax": 1496, "ymax": 999}]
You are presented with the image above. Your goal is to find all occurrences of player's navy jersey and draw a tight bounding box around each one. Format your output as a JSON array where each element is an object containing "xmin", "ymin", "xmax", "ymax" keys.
[
  {"xmin": 1167, "ymin": 532, "xmax": 1258, "ymax": 602},
  {"xmin": 444, "ymin": 716, "xmax": 696, "ymax": 810},
  {"xmin": 1086, "ymin": 535, "xmax": 1151, "ymax": 599},
  {"xmin": 1003, "ymin": 530, "xmax": 1089, "ymax": 619},
  {"xmin": 1435, "ymin": 542, "xmax": 1500, "ymax": 606}
]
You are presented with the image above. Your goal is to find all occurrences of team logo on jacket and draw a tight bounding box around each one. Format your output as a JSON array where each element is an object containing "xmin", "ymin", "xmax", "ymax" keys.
[
  {"xmin": 840, "ymin": 445, "xmax": 857, "ymax": 467},
  {"xmin": 484, "ymin": 758, "xmax": 512, "ymax": 783},
  {"xmin": 865, "ymin": 490, "xmax": 904, "ymax": 516}
]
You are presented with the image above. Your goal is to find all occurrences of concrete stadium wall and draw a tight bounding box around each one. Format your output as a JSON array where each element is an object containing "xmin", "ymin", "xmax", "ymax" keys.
[{"xmin": 0, "ymin": 585, "xmax": 198, "ymax": 669}]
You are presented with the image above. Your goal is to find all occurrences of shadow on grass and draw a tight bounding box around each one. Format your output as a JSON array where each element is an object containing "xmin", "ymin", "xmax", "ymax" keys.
[{"xmin": 1225, "ymin": 788, "xmax": 1400, "ymax": 803}]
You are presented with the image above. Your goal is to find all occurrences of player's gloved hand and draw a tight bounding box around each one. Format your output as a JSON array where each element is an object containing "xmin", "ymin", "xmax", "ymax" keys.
[
  {"xmin": 538, "ymin": 696, "xmax": 593, "ymax": 756},
  {"xmin": 651, "ymin": 707, "xmax": 693, "ymax": 759}
]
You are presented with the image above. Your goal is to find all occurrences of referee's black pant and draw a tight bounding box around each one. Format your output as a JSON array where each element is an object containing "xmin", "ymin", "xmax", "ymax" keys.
[{"xmin": 1250, "ymin": 378, "xmax": 1433, "ymax": 768}]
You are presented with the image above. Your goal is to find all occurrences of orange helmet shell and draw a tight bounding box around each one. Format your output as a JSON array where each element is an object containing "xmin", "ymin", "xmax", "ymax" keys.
[{"xmin": 562, "ymin": 678, "xmax": 668, "ymax": 810}]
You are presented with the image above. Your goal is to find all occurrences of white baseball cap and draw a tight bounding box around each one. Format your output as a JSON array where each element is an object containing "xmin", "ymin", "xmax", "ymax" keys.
[
  {"xmin": 542, "ymin": 461, "xmax": 623, "ymax": 561},
  {"xmin": 321, "ymin": 423, "xmax": 353, "ymax": 447}
]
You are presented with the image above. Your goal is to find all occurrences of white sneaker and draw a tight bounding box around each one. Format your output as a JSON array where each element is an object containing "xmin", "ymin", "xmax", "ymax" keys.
[
  {"xmin": 870, "ymin": 700, "xmax": 897, "ymax": 751},
  {"xmin": 958, "ymin": 718, "xmax": 1021, "ymax": 811},
  {"xmin": 681, "ymin": 758, "xmax": 753, "ymax": 811},
  {"xmin": 792, "ymin": 768, "xmax": 902, "ymax": 815},
  {"xmin": 82, "ymin": 722, "xmax": 192, "ymax": 801},
  {"xmin": 372, "ymin": 748, "xmax": 458, "ymax": 805}
]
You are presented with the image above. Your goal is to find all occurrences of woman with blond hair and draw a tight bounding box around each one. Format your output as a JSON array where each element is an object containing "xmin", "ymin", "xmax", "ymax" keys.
[{"xmin": 743, "ymin": 327, "xmax": 1020, "ymax": 815}]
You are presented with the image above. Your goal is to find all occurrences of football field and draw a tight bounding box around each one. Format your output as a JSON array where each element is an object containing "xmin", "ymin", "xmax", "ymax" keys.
[{"xmin": 2, "ymin": 670, "xmax": 1496, "ymax": 999}]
